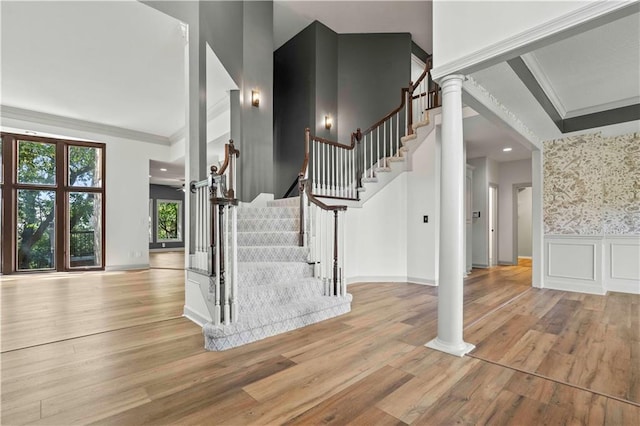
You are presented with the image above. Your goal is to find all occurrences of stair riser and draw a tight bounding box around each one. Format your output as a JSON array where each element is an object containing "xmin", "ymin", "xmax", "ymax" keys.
[
  {"xmin": 239, "ymin": 280, "xmax": 325, "ymax": 309},
  {"xmin": 237, "ymin": 232, "xmax": 299, "ymax": 247},
  {"xmin": 238, "ymin": 246, "xmax": 308, "ymax": 263},
  {"xmin": 204, "ymin": 298, "xmax": 352, "ymax": 351},
  {"xmin": 238, "ymin": 218, "xmax": 299, "ymax": 233},
  {"xmin": 238, "ymin": 207, "xmax": 299, "ymax": 219},
  {"xmin": 238, "ymin": 263, "xmax": 313, "ymax": 286}
]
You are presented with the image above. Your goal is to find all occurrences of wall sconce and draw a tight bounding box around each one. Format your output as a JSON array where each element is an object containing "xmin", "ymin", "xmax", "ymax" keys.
[
  {"xmin": 325, "ymin": 115, "xmax": 332, "ymax": 130},
  {"xmin": 251, "ymin": 90, "xmax": 260, "ymax": 107}
]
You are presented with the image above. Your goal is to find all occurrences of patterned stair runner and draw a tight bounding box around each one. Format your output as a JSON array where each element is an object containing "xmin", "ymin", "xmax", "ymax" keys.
[{"xmin": 203, "ymin": 199, "xmax": 351, "ymax": 350}]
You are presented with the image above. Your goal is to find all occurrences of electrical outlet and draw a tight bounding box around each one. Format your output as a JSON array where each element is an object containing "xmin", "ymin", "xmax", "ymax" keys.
[{"xmin": 423, "ymin": 215, "xmax": 428, "ymax": 223}]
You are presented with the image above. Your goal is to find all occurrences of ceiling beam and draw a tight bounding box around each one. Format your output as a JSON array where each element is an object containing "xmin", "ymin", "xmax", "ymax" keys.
[{"xmin": 508, "ymin": 57, "xmax": 640, "ymax": 134}]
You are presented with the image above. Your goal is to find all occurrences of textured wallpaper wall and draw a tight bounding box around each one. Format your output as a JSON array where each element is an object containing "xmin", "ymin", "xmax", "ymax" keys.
[{"xmin": 544, "ymin": 131, "xmax": 640, "ymax": 235}]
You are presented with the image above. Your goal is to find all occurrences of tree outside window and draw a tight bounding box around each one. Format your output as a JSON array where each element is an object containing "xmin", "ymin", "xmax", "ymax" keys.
[{"xmin": 156, "ymin": 200, "xmax": 182, "ymax": 242}]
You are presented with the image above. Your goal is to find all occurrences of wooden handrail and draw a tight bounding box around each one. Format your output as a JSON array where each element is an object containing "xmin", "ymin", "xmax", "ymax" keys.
[
  {"xmin": 300, "ymin": 179, "xmax": 346, "ymax": 212},
  {"xmin": 360, "ymin": 56, "xmax": 437, "ymax": 136},
  {"xmin": 216, "ymin": 139, "xmax": 239, "ymax": 176},
  {"xmin": 211, "ymin": 139, "xmax": 239, "ymax": 200}
]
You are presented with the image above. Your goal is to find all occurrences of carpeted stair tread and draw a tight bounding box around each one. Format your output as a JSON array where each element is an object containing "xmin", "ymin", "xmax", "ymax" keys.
[
  {"xmin": 267, "ymin": 197, "xmax": 299, "ymax": 207},
  {"xmin": 203, "ymin": 294, "xmax": 352, "ymax": 350},
  {"xmin": 238, "ymin": 217, "xmax": 299, "ymax": 232},
  {"xmin": 237, "ymin": 231, "xmax": 299, "ymax": 247},
  {"xmin": 238, "ymin": 206, "xmax": 299, "ymax": 219},
  {"xmin": 238, "ymin": 246, "xmax": 308, "ymax": 263}
]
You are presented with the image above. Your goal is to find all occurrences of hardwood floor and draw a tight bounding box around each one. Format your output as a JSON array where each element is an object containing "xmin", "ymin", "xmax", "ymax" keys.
[
  {"xmin": 1, "ymin": 263, "xmax": 638, "ymax": 425},
  {"xmin": 149, "ymin": 251, "xmax": 186, "ymax": 270}
]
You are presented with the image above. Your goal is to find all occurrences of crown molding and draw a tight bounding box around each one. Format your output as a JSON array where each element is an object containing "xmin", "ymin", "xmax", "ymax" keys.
[
  {"xmin": 432, "ymin": 1, "xmax": 638, "ymax": 81},
  {"xmin": 521, "ymin": 52, "xmax": 568, "ymax": 118},
  {"xmin": 0, "ymin": 105, "xmax": 171, "ymax": 146},
  {"xmin": 463, "ymin": 76, "xmax": 541, "ymax": 147}
]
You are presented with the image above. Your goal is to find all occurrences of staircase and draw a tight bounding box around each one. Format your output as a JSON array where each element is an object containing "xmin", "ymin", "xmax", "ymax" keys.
[{"xmin": 202, "ymin": 197, "xmax": 352, "ymax": 351}]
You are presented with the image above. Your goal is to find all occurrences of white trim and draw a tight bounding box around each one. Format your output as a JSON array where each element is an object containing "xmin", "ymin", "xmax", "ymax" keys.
[
  {"xmin": 425, "ymin": 338, "xmax": 475, "ymax": 357},
  {"xmin": 463, "ymin": 77, "xmax": 541, "ymax": 148},
  {"xmin": 544, "ymin": 235, "xmax": 605, "ymax": 295},
  {"xmin": 346, "ymin": 275, "xmax": 433, "ymax": 285},
  {"xmin": 431, "ymin": 1, "xmax": 637, "ymax": 80},
  {"xmin": 183, "ymin": 306, "xmax": 208, "ymax": 327},
  {"xmin": 604, "ymin": 236, "xmax": 640, "ymax": 294},
  {"xmin": 105, "ymin": 263, "xmax": 149, "ymax": 271},
  {"xmin": 149, "ymin": 247, "xmax": 185, "ymax": 253},
  {"xmin": 407, "ymin": 276, "xmax": 437, "ymax": 286},
  {"xmin": 521, "ymin": 52, "xmax": 568, "ymax": 117},
  {"xmin": 0, "ymin": 105, "xmax": 170, "ymax": 146},
  {"xmin": 564, "ymin": 96, "xmax": 640, "ymax": 119}
]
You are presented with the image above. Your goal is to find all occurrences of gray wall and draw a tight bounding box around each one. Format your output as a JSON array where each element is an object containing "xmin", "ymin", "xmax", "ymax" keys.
[
  {"xmin": 239, "ymin": 1, "xmax": 274, "ymax": 201},
  {"xmin": 337, "ymin": 33, "xmax": 411, "ymax": 144},
  {"xmin": 273, "ymin": 25, "xmax": 411, "ymax": 197},
  {"xmin": 518, "ymin": 187, "xmax": 533, "ymax": 257},
  {"xmin": 273, "ymin": 21, "xmax": 338, "ymax": 198},
  {"xmin": 143, "ymin": 1, "xmax": 274, "ymax": 202},
  {"xmin": 149, "ymin": 184, "xmax": 185, "ymax": 250}
]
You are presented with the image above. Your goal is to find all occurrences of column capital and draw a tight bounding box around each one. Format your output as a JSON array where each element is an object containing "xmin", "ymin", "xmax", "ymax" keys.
[{"xmin": 440, "ymin": 74, "xmax": 466, "ymax": 93}]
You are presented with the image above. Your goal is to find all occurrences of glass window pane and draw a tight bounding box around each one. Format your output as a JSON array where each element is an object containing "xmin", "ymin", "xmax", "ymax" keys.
[
  {"xmin": 17, "ymin": 189, "xmax": 56, "ymax": 270},
  {"xmin": 17, "ymin": 141, "xmax": 56, "ymax": 185},
  {"xmin": 69, "ymin": 192, "xmax": 102, "ymax": 268},
  {"xmin": 68, "ymin": 146, "xmax": 102, "ymax": 187},
  {"xmin": 156, "ymin": 200, "xmax": 182, "ymax": 242}
]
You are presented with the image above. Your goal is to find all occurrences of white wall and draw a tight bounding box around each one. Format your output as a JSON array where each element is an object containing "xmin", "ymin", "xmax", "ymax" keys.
[
  {"xmin": 433, "ymin": 1, "xmax": 592, "ymax": 74},
  {"xmin": 518, "ymin": 187, "xmax": 533, "ymax": 257},
  {"xmin": 345, "ymin": 124, "xmax": 440, "ymax": 285},
  {"xmin": 498, "ymin": 159, "xmax": 532, "ymax": 264},
  {"xmin": 345, "ymin": 173, "xmax": 408, "ymax": 283},
  {"xmin": 1, "ymin": 118, "xmax": 170, "ymax": 270},
  {"xmin": 407, "ymin": 127, "xmax": 439, "ymax": 284}
]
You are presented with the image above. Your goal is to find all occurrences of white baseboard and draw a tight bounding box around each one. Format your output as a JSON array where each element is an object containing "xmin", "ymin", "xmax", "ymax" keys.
[
  {"xmin": 544, "ymin": 280, "xmax": 606, "ymax": 295},
  {"xmin": 518, "ymin": 256, "xmax": 532, "ymax": 259},
  {"xmin": 407, "ymin": 276, "xmax": 437, "ymax": 286},
  {"xmin": 472, "ymin": 263, "xmax": 489, "ymax": 268},
  {"xmin": 149, "ymin": 248, "xmax": 185, "ymax": 253},
  {"xmin": 105, "ymin": 263, "xmax": 149, "ymax": 271},
  {"xmin": 346, "ymin": 275, "xmax": 436, "ymax": 286},
  {"xmin": 183, "ymin": 306, "xmax": 208, "ymax": 327}
]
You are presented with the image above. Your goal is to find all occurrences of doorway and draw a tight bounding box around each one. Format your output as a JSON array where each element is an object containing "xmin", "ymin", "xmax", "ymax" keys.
[
  {"xmin": 489, "ymin": 184, "xmax": 498, "ymax": 266},
  {"xmin": 513, "ymin": 183, "xmax": 533, "ymax": 266}
]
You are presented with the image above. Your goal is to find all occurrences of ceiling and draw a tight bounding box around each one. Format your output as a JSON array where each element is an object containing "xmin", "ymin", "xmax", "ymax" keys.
[
  {"xmin": 470, "ymin": 8, "xmax": 640, "ymax": 141},
  {"xmin": 274, "ymin": 1, "xmax": 432, "ymax": 52},
  {"xmin": 1, "ymin": 0, "xmax": 536, "ymax": 182},
  {"xmin": 464, "ymin": 114, "xmax": 532, "ymax": 163}
]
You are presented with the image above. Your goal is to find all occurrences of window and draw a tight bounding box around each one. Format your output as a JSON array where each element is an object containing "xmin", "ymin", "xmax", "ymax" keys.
[
  {"xmin": 0, "ymin": 133, "xmax": 106, "ymax": 273},
  {"xmin": 156, "ymin": 200, "xmax": 182, "ymax": 242}
]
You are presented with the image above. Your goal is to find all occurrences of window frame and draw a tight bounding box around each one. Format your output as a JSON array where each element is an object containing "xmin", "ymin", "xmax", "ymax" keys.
[
  {"xmin": 155, "ymin": 199, "xmax": 182, "ymax": 243},
  {"xmin": 0, "ymin": 132, "xmax": 106, "ymax": 273}
]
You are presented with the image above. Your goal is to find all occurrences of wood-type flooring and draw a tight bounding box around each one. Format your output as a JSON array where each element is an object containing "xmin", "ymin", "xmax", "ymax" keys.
[{"xmin": 1, "ymin": 259, "xmax": 638, "ymax": 425}]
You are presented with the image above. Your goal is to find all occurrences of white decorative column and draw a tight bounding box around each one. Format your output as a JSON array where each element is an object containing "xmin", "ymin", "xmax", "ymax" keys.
[{"xmin": 426, "ymin": 74, "xmax": 475, "ymax": 357}]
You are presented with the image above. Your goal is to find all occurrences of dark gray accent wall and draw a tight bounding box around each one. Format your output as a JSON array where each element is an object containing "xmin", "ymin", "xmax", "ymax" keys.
[
  {"xmin": 149, "ymin": 184, "xmax": 185, "ymax": 250},
  {"xmin": 274, "ymin": 21, "xmax": 338, "ymax": 198},
  {"xmin": 273, "ymin": 25, "xmax": 410, "ymax": 197},
  {"xmin": 337, "ymin": 33, "xmax": 411, "ymax": 144},
  {"xmin": 239, "ymin": 1, "xmax": 274, "ymax": 201}
]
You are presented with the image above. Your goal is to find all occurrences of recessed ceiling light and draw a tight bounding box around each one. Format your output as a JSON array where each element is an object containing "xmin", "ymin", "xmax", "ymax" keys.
[
  {"xmin": 503, "ymin": 147, "xmax": 512, "ymax": 152},
  {"xmin": 160, "ymin": 168, "xmax": 168, "ymax": 172},
  {"xmin": 148, "ymin": 174, "xmax": 152, "ymax": 178}
]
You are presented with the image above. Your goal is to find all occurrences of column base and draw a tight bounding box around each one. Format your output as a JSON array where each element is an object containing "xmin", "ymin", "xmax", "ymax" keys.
[{"xmin": 425, "ymin": 337, "xmax": 475, "ymax": 357}]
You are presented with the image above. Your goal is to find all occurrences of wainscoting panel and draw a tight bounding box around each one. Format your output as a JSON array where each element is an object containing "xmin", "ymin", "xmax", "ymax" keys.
[
  {"xmin": 605, "ymin": 237, "xmax": 640, "ymax": 294},
  {"xmin": 544, "ymin": 236, "xmax": 605, "ymax": 294}
]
